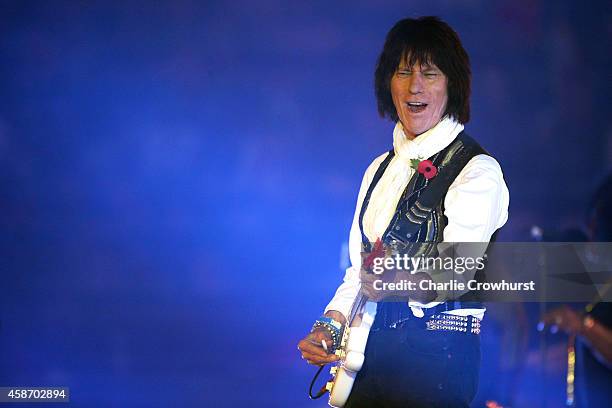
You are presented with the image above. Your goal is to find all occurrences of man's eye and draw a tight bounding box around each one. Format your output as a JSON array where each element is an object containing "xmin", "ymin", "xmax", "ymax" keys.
[
  {"xmin": 424, "ymin": 72, "xmax": 438, "ymax": 77},
  {"xmin": 397, "ymin": 71, "xmax": 412, "ymax": 76}
]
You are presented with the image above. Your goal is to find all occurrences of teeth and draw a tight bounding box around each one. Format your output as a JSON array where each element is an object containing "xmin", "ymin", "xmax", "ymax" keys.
[{"xmin": 407, "ymin": 102, "xmax": 426, "ymax": 106}]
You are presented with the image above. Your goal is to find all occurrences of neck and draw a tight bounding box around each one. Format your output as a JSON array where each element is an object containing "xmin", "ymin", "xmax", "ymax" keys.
[
  {"xmin": 400, "ymin": 120, "xmax": 440, "ymax": 140},
  {"xmin": 393, "ymin": 116, "xmax": 464, "ymax": 161}
]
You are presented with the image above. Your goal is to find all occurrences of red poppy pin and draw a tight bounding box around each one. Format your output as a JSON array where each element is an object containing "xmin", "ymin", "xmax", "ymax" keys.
[
  {"xmin": 410, "ymin": 159, "xmax": 438, "ymax": 180},
  {"xmin": 363, "ymin": 238, "xmax": 385, "ymax": 272}
]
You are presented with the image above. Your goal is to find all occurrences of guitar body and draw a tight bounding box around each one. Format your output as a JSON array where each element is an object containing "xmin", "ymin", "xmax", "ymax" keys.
[{"xmin": 326, "ymin": 300, "xmax": 377, "ymax": 407}]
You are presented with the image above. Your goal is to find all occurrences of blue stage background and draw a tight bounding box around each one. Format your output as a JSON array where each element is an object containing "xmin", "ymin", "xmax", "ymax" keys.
[{"xmin": 0, "ymin": 1, "xmax": 610, "ymax": 407}]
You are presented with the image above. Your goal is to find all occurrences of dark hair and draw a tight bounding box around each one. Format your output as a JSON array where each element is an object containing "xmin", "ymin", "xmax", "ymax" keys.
[{"xmin": 374, "ymin": 16, "xmax": 471, "ymax": 124}]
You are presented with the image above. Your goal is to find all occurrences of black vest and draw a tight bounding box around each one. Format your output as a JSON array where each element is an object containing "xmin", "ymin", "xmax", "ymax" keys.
[{"xmin": 360, "ymin": 132, "xmax": 492, "ymax": 325}]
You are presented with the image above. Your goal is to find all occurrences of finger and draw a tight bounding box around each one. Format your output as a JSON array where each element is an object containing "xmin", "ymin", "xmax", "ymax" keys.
[
  {"xmin": 364, "ymin": 286, "xmax": 379, "ymax": 300},
  {"xmin": 309, "ymin": 337, "xmax": 334, "ymax": 351},
  {"xmin": 306, "ymin": 359, "xmax": 327, "ymax": 366},
  {"xmin": 360, "ymin": 266, "xmax": 374, "ymax": 277},
  {"xmin": 360, "ymin": 287, "xmax": 370, "ymax": 298},
  {"xmin": 301, "ymin": 346, "xmax": 337, "ymax": 360},
  {"xmin": 306, "ymin": 331, "xmax": 336, "ymax": 353},
  {"xmin": 361, "ymin": 269, "xmax": 378, "ymax": 280},
  {"xmin": 299, "ymin": 341, "xmax": 329, "ymax": 358},
  {"xmin": 306, "ymin": 339, "xmax": 332, "ymax": 355},
  {"xmin": 299, "ymin": 343, "xmax": 327, "ymax": 358},
  {"xmin": 309, "ymin": 330, "xmax": 332, "ymax": 342},
  {"xmin": 362, "ymin": 276, "xmax": 378, "ymax": 285},
  {"xmin": 362, "ymin": 288, "xmax": 376, "ymax": 301},
  {"xmin": 302, "ymin": 352, "xmax": 328, "ymax": 365},
  {"xmin": 303, "ymin": 351, "xmax": 339, "ymax": 364}
]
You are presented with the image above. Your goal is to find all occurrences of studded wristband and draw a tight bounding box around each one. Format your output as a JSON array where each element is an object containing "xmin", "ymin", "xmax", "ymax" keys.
[{"xmin": 311, "ymin": 317, "xmax": 343, "ymax": 351}]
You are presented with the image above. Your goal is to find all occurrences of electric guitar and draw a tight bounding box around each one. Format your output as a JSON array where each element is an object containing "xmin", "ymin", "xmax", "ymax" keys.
[{"xmin": 325, "ymin": 294, "xmax": 377, "ymax": 407}]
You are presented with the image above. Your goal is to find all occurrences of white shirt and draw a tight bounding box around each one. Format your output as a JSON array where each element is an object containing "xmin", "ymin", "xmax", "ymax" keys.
[{"xmin": 324, "ymin": 125, "xmax": 509, "ymax": 321}]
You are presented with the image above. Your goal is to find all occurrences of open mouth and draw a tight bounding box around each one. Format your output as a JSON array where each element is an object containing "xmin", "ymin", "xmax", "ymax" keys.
[{"xmin": 406, "ymin": 102, "xmax": 427, "ymax": 113}]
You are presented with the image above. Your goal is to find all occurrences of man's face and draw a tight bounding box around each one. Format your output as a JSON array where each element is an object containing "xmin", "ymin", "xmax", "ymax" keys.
[{"xmin": 390, "ymin": 60, "xmax": 448, "ymax": 139}]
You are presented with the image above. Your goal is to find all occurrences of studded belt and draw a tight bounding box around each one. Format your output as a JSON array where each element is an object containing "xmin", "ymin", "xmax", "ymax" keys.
[
  {"xmin": 371, "ymin": 301, "xmax": 484, "ymax": 332},
  {"xmin": 425, "ymin": 313, "xmax": 481, "ymax": 335}
]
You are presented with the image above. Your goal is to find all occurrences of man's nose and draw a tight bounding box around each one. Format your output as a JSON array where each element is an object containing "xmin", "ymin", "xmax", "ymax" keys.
[{"xmin": 409, "ymin": 74, "xmax": 424, "ymax": 94}]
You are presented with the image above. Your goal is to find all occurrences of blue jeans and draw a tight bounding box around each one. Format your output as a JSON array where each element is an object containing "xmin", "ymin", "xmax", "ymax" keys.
[{"xmin": 345, "ymin": 318, "xmax": 481, "ymax": 408}]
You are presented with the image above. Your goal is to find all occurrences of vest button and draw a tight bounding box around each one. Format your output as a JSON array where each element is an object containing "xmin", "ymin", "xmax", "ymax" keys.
[
  {"xmin": 395, "ymin": 226, "xmax": 400, "ymax": 231},
  {"xmin": 406, "ymin": 233, "xmax": 412, "ymax": 238}
]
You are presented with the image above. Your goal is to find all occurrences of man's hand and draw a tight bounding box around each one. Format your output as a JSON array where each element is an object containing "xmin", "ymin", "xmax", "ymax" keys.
[
  {"xmin": 360, "ymin": 267, "xmax": 397, "ymax": 301},
  {"xmin": 359, "ymin": 245, "xmax": 398, "ymax": 301},
  {"xmin": 297, "ymin": 328, "xmax": 338, "ymax": 366},
  {"xmin": 540, "ymin": 306, "xmax": 583, "ymax": 335}
]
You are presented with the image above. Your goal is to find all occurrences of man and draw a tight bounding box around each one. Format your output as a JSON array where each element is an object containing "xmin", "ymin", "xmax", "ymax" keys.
[{"xmin": 298, "ymin": 16, "xmax": 509, "ymax": 407}]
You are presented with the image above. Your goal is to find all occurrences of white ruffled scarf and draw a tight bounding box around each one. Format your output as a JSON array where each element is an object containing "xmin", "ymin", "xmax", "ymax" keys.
[{"xmin": 362, "ymin": 116, "xmax": 464, "ymax": 242}]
